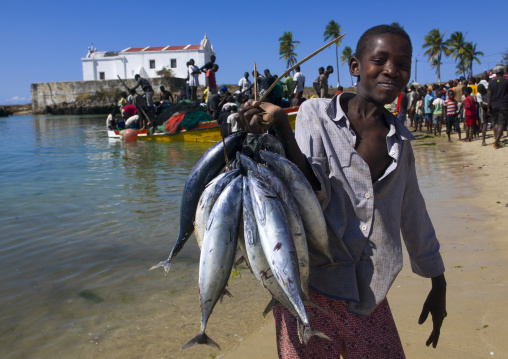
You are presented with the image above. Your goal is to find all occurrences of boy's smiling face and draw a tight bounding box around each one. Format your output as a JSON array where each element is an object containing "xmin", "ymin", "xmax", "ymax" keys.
[{"xmin": 350, "ymin": 33, "xmax": 412, "ymax": 106}]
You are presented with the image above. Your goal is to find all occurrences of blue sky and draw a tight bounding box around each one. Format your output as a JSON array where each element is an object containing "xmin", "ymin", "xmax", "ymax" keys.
[{"xmin": 1, "ymin": 0, "xmax": 506, "ymax": 105}]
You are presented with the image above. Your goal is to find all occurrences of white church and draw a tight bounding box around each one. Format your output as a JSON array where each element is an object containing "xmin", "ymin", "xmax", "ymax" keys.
[{"xmin": 81, "ymin": 34, "xmax": 214, "ymax": 84}]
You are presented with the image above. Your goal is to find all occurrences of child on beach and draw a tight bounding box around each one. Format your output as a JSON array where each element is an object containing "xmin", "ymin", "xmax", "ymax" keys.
[
  {"xmin": 461, "ymin": 86, "xmax": 478, "ymax": 142},
  {"xmin": 415, "ymin": 90, "xmax": 425, "ymax": 132},
  {"xmin": 238, "ymin": 24, "xmax": 446, "ymax": 359},
  {"xmin": 431, "ymin": 91, "xmax": 444, "ymax": 136},
  {"xmin": 444, "ymin": 90, "xmax": 461, "ymax": 142},
  {"xmin": 424, "ymin": 89, "xmax": 434, "ymax": 134}
]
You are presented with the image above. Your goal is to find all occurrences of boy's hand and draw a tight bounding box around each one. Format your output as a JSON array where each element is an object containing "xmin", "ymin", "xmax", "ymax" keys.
[
  {"xmin": 418, "ymin": 274, "xmax": 447, "ymax": 348},
  {"xmin": 237, "ymin": 100, "xmax": 288, "ymax": 134}
]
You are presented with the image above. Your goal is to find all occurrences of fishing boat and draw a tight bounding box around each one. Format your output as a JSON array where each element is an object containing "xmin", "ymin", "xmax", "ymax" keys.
[{"xmin": 108, "ymin": 106, "xmax": 299, "ymax": 143}]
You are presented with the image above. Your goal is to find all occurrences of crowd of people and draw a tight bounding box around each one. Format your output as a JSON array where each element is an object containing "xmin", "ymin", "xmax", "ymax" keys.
[
  {"xmin": 390, "ymin": 64, "xmax": 508, "ymax": 148},
  {"xmin": 107, "ymin": 51, "xmax": 507, "ymax": 151}
]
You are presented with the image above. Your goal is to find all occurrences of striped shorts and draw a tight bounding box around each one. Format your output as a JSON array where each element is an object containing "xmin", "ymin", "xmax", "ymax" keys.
[{"xmin": 273, "ymin": 289, "xmax": 405, "ymax": 359}]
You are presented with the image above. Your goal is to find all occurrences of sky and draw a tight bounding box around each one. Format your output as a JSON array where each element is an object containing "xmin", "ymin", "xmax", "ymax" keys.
[{"xmin": 1, "ymin": 0, "xmax": 507, "ymax": 105}]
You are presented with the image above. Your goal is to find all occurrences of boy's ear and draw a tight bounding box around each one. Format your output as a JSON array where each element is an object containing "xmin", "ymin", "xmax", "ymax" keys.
[{"xmin": 349, "ymin": 56, "xmax": 360, "ymax": 78}]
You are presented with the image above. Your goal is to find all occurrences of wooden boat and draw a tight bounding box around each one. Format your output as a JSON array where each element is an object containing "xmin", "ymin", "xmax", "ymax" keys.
[{"xmin": 108, "ymin": 107, "xmax": 299, "ymax": 143}]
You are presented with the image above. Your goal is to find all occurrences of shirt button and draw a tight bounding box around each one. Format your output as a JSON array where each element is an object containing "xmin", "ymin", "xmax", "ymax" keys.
[
  {"xmin": 361, "ymin": 225, "xmax": 367, "ymax": 231},
  {"xmin": 390, "ymin": 150, "xmax": 395, "ymax": 156},
  {"xmin": 365, "ymin": 193, "xmax": 371, "ymax": 199}
]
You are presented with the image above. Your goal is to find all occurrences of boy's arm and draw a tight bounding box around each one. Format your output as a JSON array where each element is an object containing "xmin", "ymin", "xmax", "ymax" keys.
[{"xmin": 400, "ymin": 143, "xmax": 446, "ymax": 348}]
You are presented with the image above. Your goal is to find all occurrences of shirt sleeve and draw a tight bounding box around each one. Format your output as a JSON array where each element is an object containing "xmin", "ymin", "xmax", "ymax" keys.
[
  {"xmin": 400, "ymin": 143, "xmax": 445, "ymax": 278},
  {"xmin": 294, "ymin": 101, "xmax": 332, "ymax": 210}
]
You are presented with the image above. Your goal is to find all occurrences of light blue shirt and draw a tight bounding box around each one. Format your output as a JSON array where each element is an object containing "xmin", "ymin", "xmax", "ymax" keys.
[
  {"xmin": 424, "ymin": 94, "xmax": 433, "ymax": 114},
  {"xmin": 295, "ymin": 94, "xmax": 445, "ymax": 316}
]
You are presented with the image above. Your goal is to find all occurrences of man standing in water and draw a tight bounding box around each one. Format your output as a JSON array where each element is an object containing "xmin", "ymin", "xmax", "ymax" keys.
[{"xmin": 238, "ymin": 24, "xmax": 446, "ymax": 358}]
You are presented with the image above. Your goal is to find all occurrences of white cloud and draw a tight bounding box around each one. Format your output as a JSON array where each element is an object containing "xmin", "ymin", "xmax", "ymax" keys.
[{"xmin": 2, "ymin": 96, "xmax": 30, "ymax": 105}]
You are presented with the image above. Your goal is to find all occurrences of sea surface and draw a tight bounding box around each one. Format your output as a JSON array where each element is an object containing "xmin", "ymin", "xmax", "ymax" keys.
[{"xmin": 0, "ymin": 114, "xmax": 480, "ymax": 359}]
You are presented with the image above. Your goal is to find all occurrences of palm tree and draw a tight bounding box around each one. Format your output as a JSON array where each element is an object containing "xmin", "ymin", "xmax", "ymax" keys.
[
  {"xmin": 455, "ymin": 59, "xmax": 468, "ymax": 77},
  {"xmin": 462, "ymin": 41, "xmax": 484, "ymax": 76},
  {"xmin": 430, "ymin": 58, "xmax": 442, "ymax": 76},
  {"xmin": 422, "ymin": 28, "xmax": 449, "ymax": 83},
  {"xmin": 278, "ymin": 31, "xmax": 299, "ymax": 73},
  {"xmin": 446, "ymin": 31, "xmax": 467, "ymax": 77},
  {"xmin": 340, "ymin": 46, "xmax": 354, "ymax": 86},
  {"xmin": 323, "ymin": 20, "xmax": 343, "ymax": 87},
  {"xmin": 390, "ymin": 22, "xmax": 404, "ymax": 29}
]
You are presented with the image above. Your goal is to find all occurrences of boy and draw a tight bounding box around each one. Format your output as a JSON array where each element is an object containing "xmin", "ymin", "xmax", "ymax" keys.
[
  {"xmin": 431, "ymin": 91, "xmax": 444, "ymax": 136},
  {"xmin": 424, "ymin": 88, "xmax": 434, "ymax": 134},
  {"xmin": 461, "ymin": 86, "xmax": 477, "ymax": 142},
  {"xmin": 238, "ymin": 24, "xmax": 446, "ymax": 359},
  {"xmin": 444, "ymin": 90, "xmax": 461, "ymax": 142}
]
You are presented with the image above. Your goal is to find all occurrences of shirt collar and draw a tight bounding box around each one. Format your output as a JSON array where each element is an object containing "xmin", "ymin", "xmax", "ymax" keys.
[{"xmin": 325, "ymin": 93, "xmax": 415, "ymax": 141}]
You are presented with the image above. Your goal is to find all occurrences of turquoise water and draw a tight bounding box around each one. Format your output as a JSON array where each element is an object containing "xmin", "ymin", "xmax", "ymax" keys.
[{"xmin": 0, "ymin": 115, "xmax": 480, "ymax": 358}]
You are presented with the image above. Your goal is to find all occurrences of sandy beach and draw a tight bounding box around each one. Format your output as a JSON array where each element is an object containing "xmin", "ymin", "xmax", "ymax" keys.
[{"xmin": 219, "ymin": 131, "xmax": 508, "ymax": 359}]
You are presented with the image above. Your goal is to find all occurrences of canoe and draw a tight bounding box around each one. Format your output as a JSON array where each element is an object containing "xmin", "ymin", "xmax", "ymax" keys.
[{"xmin": 108, "ymin": 107, "xmax": 299, "ymax": 143}]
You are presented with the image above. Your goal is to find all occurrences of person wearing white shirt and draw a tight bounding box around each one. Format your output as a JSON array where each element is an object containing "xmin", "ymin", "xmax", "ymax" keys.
[
  {"xmin": 293, "ymin": 65, "xmax": 305, "ymax": 105},
  {"xmin": 188, "ymin": 59, "xmax": 200, "ymax": 101},
  {"xmin": 238, "ymin": 72, "xmax": 252, "ymax": 96}
]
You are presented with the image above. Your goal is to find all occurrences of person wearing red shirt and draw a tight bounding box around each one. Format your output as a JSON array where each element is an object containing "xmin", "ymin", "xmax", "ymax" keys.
[{"xmin": 206, "ymin": 64, "xmax": 219, "ymax": 95}]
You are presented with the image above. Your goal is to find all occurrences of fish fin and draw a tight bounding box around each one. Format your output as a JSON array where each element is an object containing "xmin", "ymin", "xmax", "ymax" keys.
[
  {"xmin": 262, "ymin": 297, "xmax": 279, "ymax": 317},
  {"xmin": 219, "ymin": 288, "xmax": 233, "ymax": 304},
  {"xmin": 149, "ymin": 259, "xmax": 171, "ymax": 274},
  {"xmin": 304, "ymin": 299, "xmax": 330, "ymax": 317},
  {"xmin": 181, "ymin": 333, "xmax": 221, "ymax": 350},
  {"xmin": 234, "ymin": 256, "xmax": 246, "ymax": 267},
  {"xmin": 302, "ymin": 326, "xmax": 331, "ymax": 344}
]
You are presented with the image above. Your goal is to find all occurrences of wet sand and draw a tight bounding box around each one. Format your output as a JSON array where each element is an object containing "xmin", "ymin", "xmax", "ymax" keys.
[{"xmin": 220, "ymin": 132, "xmax": 508, "ymax": 359}]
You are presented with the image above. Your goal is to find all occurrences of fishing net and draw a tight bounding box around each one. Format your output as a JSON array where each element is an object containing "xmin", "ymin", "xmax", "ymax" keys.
[{"xmin": 155, "ymin": 105, "xmax": 213, "ymax": 135}]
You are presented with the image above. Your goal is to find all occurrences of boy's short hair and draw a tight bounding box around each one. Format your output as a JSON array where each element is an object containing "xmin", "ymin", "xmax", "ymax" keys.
[{"xmin": 355, "ymin": 24, "xmax": 412, "ymax": 60}]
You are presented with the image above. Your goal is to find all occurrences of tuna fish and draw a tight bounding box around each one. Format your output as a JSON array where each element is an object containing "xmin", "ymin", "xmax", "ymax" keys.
[
  {"xmin": 259, "ymin": 150, "xmax": 332, "ymax": 263},
  {"xmin": 151, "ymin": 132, "xmax": 246, "ymax": 273},
  {"xmin": 256, "ymin": 163, "xmax": 310, "ymax": 300},
  {"xmin": 194, "ymin": 169, "xmax": 240, "ymax": 248},
  {"xmin": 182, "ymin": 176, "xmax": 243, "ymax": 350},
  {"xmin": 254, "ymin": 133, "xmax": 286, "ymax": 163},
  {"xmin": 241, "ymin": 177, "xmax": 299, "ymax": 318},
  {"xmin": 248, "ymin": 172, "xmax": 329, "ymax": 344}
]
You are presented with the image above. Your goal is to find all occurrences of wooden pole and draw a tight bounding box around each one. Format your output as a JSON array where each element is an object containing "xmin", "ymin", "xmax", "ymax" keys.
[{"xmin": 258, "ymin": 33, "xmax": 346, "ymax": 103}]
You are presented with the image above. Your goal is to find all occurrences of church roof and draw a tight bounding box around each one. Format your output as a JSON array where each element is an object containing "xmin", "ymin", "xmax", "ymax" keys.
[{"xmin": 121, "ymin": 45, "xmax": 201, "ymax": 52}]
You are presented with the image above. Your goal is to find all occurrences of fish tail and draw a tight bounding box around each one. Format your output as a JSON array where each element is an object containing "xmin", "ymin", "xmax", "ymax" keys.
[
  {"xmin": 303, "ymin": 326, "xmax": 331, "ymax": 344},
  {"xmin": 181, "ymin": 332, "xmax": 221, "ymax": 350},
  {"xmin": 304, "ymin": 299, "xmax": 330, "ymax": 317},
  {"xmin": 149, "ymin": 259, "xmax": 171, "ymax": 274}
]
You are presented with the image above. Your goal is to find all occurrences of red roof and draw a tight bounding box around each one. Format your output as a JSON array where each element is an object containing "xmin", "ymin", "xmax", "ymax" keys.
[
  {"xmin": 144, "ymin": 46, "xmax": 166, "ymax": 52},
  {"xmin": 124, "ymin": 47, "xmax": 146, "ymax": 52},
  {"xmin": 122, "ymin": 45, "xmax": 200, "ymax": 52}
]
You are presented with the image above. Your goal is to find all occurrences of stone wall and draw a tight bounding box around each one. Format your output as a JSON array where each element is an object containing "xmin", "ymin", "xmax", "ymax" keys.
[{"xmin": 31, "ymin": 77, "xmax": 186, "ymax": 112}]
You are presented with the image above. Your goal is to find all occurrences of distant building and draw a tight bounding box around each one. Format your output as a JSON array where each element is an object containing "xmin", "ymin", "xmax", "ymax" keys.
[{"xmin": 81, "ymin": 34, "xmax": 214, "ymax": 84}]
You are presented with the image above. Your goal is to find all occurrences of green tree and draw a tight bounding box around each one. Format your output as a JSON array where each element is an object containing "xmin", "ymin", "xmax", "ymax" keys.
[
  {"xmin": 324, "ymin": 20, "xmax": 343, "ymax": 87},
  {"xmin": 446, "ymin": 31, "xmax": 467, "ymax": 77},
  {"xmin": 462, "ymin": 41, "xmax": 484, "ymax": 76},
  {"xmin": 156, "ymin": 66, "xmax": 175, "ymax": 87},
  {"xmin": 422, "ymin": 28, "xmax": 449, "ymax": 83},
  {"xmin": 390, "ymin": 22, "xmax": 404, "ymax": 29},
  {"xmin": 503, "ymin": 50, "xmax": 508, "ymax": 65},
  {"xmin": 279, "ymin": 31, "xmax": 299, "ymax": 73},
  {"xmin": 455, "ymin": 59, "xmax": 468, "ymax": 77},
  {"xmin": 340, "ymin": 46, "xmax": 354, "ymax": 86}
]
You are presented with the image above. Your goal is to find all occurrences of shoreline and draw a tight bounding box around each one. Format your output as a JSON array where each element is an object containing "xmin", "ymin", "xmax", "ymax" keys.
[{"xmin": 220, "ymin": 130, "xmax": 508, "ymax": 359}]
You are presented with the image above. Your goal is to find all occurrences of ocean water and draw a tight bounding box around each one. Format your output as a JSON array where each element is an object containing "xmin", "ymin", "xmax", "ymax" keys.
[{"xmin": 0, "ymin": 114, "xmax": 481, "ymax": 359}]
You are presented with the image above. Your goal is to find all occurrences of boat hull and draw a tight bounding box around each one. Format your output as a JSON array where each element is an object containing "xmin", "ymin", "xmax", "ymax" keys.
[{"xmin": 108, "ymin": 107, "xmax": 299, "ymax": 143}]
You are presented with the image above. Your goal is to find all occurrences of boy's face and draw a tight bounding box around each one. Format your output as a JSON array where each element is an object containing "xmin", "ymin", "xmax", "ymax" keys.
[
  {"xmin": 350, "ymin": 34, "xmax": 411, "ymax": 105},
  {"xmin": 448, "ymin": 91, "xmax": 455, "ymax": 99}
]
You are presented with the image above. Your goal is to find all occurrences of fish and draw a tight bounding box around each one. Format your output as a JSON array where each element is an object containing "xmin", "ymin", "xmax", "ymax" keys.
[
  {"xmin": 248, "ymin": 172, "xmax": 329, "ymax": 344},
  {"xmin": 241, "ymin": 177, "xmax": 299, "ymax": 318},
  {"xmin": 182, "ymin": 176, "xmax": 243, "ymax": 350},
  {"xmin": 194, "ymin": 169, "xmax": 240, "ymax": 248},
  {"xmin": 151, "ymin": 132, "xmax": 246, "ymax": 273},
  {"xmin": 256, "ymin": 163, "xmax": 310, "ymax": 301},
  {"xmin": 254, "ymin": 133, "xmax": 286, "ymax": 163},
  {"xmin": 259, "ymin": 150, "xmax": 332, "ymax": 263}
]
